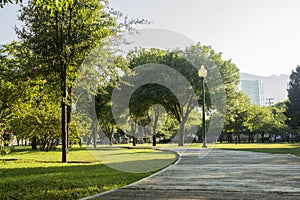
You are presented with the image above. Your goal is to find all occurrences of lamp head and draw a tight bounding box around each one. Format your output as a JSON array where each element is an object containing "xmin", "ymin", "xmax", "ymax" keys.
[{"xmin": 198, "ymin": 65, "xmax": 207, "ymax": 78}]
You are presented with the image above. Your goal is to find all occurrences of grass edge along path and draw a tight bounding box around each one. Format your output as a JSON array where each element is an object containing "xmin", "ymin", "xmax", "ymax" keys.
[
  {"xmin": 0, "ymin": 146, "xmax": 178, "ymax": 200},
  {"xmin": 213, "ymin": 143, "xmax": 300, "ymax": 157}
]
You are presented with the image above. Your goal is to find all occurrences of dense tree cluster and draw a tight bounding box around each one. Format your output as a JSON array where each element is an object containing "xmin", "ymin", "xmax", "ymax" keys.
[{"xmin": 0, "ymin": 0, "xmax": 133, "ymax": 159}]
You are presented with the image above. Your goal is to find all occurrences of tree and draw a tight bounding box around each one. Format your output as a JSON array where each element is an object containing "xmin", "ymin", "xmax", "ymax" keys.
[
  {"xmin": 0, "ymin": 78, "xmax": 45, "ymax": 149},
  {"xmin": 148, "ymin": 104, "xmax": 166, "ymax": 146},
  {"xmin": 9, "ymin": 98, "xmax": 61, "ymax": 151},
  {"xmin": 271, "ymin": 102, "xmax": 288, "ymax": 142},
  {"xmin": 125, "ymin": 44, "xmax": 237, "ymax": 146},
  {"xmin": 95, "ymin": 86, "xmax": 117, "ymax": 146},
  {"xmin": 129, "ymin": 83, "xmax": 180, "ymax": 146},
  {"xmin": 223, "ymin": 91, "xmax": 250, "ymax": 143},
  {"xmin": 16, "ymin": 0, "xmax": 120, "ymax": 162},
  {"xmin": 243, "ymin": 105, "xmax": 274, "ymax": 143},
  {"xmin": 285, "ymin": 66, "xmax": 300, "ymax": 140}
]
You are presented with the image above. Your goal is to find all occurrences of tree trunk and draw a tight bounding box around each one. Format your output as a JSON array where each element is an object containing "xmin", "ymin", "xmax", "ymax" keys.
[
  {"xmin": 93, "ymin": 123, "xmax": 97, "ymax": 149},
  {"xmin": 178, "ymin": 121, "xmax": 185, "ymax": 146},
  {"xmin": 61, "ymin": 63, "xmax": 68, "ymax": 163},
  {"xmin": 109, "ymin": 131, "xmax": 114, "ymax": 146},
  {"xmin": 152, "ymin": 115, "xmax": 158, "ymax": 146},
  {"xmin": 67, "ymin": 96, "xmax": 72, "ymax": 149},
  {"xmin": 131, "ymin": 120, "xmax": 137, "ymax": 146},
  {"xmin": 31, "ymin": 136, "xmax": 37, "ymax": 150},
  {"xmin": 152, "ymin": 135, "xmax": 156, "ymax": 146},
  {"xmin": 234, "ymin": 134, "xmax": 237, "ymax": 144},
  {"xmin": 109, "ymin": 134, "xmax": 113, "ymax": 146},
  {"xmin": 227, "ymin": 132, "xmax": 232, "ymax": 143},
  {"xmin": 56, "ymin": 8, "xmax": 68, "ymax": 163}
]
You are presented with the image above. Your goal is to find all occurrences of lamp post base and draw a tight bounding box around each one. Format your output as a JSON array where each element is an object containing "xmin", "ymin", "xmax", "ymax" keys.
[{"xmin": 202, "ymin": 140, "xmax": 207, "ymax": 148}]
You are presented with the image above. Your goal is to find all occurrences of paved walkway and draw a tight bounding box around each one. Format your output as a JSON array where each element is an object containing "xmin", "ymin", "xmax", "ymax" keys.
[{"xmin": 83, "ymin": 149, "xmax": 300, "ymax": 200}]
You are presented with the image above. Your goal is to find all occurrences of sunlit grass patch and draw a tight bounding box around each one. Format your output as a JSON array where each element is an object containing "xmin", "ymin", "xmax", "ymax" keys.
[
  {"xmin": 87, "ymin": 146, "xmax": 178, "ymax": 173},
  {"xmin": 0, "ymin": 146, "xmax": 177, "ymax": 199}
]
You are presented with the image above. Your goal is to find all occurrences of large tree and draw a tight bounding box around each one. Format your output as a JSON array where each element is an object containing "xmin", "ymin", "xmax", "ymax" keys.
[
  {"xmin": 285, "ymin": 66, "xmax": 300, "ymax": 139},
  {"xmin": 124, "ymin": 43, "xmax": 238, "ymax": 146},
  {"xmin": 129, "ymin": 83, "xmax": 178, "ymax": 146},
  {"xmin": 16, "ymin": 0, "xmax": 119, "ymax": 162}
]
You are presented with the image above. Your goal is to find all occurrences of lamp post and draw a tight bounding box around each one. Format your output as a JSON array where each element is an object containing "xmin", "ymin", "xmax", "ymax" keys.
[{"xmin": 198, "ymin": 65, "xmax": 207, "ymax": 148}]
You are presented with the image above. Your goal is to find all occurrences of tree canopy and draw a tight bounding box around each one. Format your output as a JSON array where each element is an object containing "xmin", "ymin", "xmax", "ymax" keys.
[
  {"xmin": 119, "ymin": 43, "xmax": 239, "ymax": 146},
  {"xmin": 285, "ymin": 66, "xmax": 300, "ymax": 132}
]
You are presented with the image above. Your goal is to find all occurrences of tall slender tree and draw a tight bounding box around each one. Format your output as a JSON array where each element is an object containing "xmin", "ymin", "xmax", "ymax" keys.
[
  {"xmin": 16, "ymin": 0, "xmax": 118, "ymax": 162},
  {"xmin": 285, "ymin": 66, "xmax": 300, "ymax": 138}
]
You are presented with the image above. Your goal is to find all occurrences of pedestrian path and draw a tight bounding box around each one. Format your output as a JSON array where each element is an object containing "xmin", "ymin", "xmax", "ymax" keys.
[{"xmin": 83, "ymin": 148, "xmax": 300, "ymax": 200}]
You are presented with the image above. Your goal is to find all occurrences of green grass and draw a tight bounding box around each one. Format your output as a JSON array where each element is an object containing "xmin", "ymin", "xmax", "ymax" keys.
[
  {"xmin": 0, "ymin": 146, "xmax": 178, "ymax": 200},
  {"xmin": 213, "ymin": 143, "xmax": 300, "ymax": 156},
  {"xmin": 114, "ymin": 142, "xmax": 300, "ymax": 157}
]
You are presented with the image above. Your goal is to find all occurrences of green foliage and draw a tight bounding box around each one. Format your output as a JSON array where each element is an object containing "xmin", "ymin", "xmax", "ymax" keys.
[
  {"xmin": 285, "ymin": 65, "xmax": 300, "ymax": 132},
  {"xmin": 16, "ymin": 0, "xmax": 117, "ymax": 91},
  {"xmin": 35, "ymin": 0, "xmax": 74, "ymax": 11},
  {"xmin": 0, "ymin": 0, "xmax": 71, "ymax": 9},
  {"xmin": 272, "ymin": 102, "xmax": 288, "ymax": 133},
  {"xmin": 69, "ymin": 112, "xmax": 92, "ymax": 143},
  {"xmin": 95, "ymin": 86, "xmax": 118, "ymax": 145},
  {"xmin": 223, "ymin": 91, "xmax": 250, "ymax": 133},
  {"xmin": 0, "ymin": 79, "xmax": 45, "ymax": 146},
  {"xmin": 126, "ymin": 43, "xmax": 239, "ymax": 145},
  {"xmin": 14, "ymin": 0, "xmax": 134, "ymax": 159},
  {"xmin": 9, "ymin": 100, "xmax": 61, "ymax": 151},
  {"xmin": 0, "ymin": 146, "xmax": 12, "ymax": 154},
  {"xmin": 159, "ymin": 113, "xmax": 179, "ymax": 139}
]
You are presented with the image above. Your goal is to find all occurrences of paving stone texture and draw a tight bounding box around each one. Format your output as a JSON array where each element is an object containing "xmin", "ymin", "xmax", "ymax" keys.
[{"xmin": 83, "ymin": 148, "xmax": 300, "ymax": 200}]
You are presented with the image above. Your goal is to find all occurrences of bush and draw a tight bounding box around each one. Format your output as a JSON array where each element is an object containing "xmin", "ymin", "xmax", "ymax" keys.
[{"xmin": 0, "ymin": 146, "xmax": 12, "ymax": 155}]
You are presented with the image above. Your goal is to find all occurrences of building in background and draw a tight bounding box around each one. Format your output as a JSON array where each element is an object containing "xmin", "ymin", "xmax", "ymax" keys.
[
  {"xmin": 240, "ymin": 72, "xmax": 289, "ymax": 104},
  {"xmin": 240, "ymin": 80, "xmax": 264, "ymax": 106}
]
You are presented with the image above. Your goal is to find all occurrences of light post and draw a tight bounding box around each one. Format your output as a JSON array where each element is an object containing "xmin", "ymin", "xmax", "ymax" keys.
[{"xmin": 198, "ymin": 65, "xmax": 207, "ymax": 148}]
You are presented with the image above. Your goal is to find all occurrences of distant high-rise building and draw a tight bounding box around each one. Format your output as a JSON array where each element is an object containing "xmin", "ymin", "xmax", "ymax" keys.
[{"xmin": 240, "ymin": 80, "xmax": 264, "ymax": 106}]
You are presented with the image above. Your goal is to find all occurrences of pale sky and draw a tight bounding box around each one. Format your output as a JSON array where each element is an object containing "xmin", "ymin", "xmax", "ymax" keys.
[
  {"xmin": 110, "ymin": 0, "xmax": 300, "ymax": 76},
  {"xmin": 1, "ymin": 0, "xmax": 300, "ymax": 76}
]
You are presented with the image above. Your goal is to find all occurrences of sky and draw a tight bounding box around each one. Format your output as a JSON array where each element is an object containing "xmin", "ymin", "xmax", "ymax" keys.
[{"xmin": 1, "ymin": 0, "xmax": 300, "ymax": 76}]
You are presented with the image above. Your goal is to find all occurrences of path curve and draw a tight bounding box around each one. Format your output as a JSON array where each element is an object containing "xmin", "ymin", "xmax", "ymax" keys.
[{"xmin": 83, "ymin": 149, "xmax": 300, "ymax": 200}]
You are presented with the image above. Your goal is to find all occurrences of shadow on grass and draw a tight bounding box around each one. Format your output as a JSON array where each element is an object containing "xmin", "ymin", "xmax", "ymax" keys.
[{"xmin": 0, "ymin": 159, "xmax": 168, "ymax": 200}]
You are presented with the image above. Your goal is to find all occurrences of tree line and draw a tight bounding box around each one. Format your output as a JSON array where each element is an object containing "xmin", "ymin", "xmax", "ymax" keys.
[{"xmin": 0, "ymin": 0, "xmax": 299, "ymax": 162}]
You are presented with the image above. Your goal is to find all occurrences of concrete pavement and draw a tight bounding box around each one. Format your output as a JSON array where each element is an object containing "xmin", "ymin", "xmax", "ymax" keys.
[{"xmin": 83, "ymin": 148, "xmax": 300, "ymax": 200}]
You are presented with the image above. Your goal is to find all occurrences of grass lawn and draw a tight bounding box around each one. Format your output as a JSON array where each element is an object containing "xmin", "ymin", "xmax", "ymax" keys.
[
  {"xmin": 0, "ymin": 146, "xmax": 178, "ymax": 200},
  {"xmin": 213, "ymin": 143, "xmax": 300, "ymax": 156},
  {"xmin": 115, "ymin": 142, "xmax": 300, "ymax": 157}
]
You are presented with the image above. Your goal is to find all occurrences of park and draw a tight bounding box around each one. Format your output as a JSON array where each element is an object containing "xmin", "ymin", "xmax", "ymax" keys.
[{"xmin": 1, "ymin": 0, "xmax": 300, "ymax": 199}]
